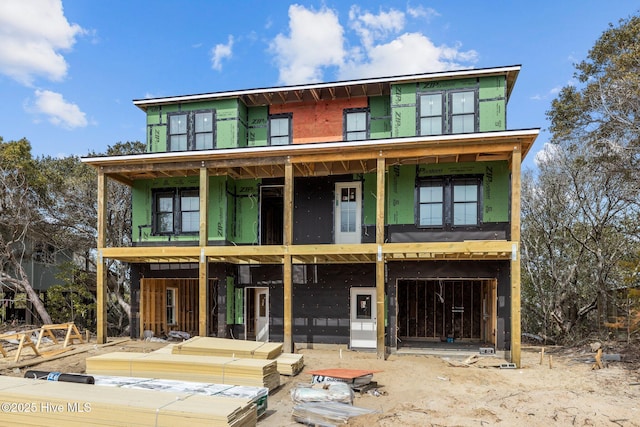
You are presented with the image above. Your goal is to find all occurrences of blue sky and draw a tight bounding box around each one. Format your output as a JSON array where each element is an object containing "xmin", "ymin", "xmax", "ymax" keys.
[{"xmin": 0, "ymin": 1, "xmax": 637, "ymax": 171}]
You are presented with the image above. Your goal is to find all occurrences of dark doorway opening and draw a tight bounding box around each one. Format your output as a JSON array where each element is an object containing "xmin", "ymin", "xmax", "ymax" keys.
[
  {"xmin": 260, "ymin": 185, "xmax": 284, "ymax": 245},
  {"xmin": 396, "ymin": 279, "xmax": 494, "ymax": 346}
]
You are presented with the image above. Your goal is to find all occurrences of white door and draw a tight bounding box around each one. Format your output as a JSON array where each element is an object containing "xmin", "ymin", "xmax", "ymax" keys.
[
  {"xmin": 255, "ymin": 288, "xmax": 269, "ymax": 342},
  {"xmin": 335, "ymin": 182, "xmax": 361, "ymax": 244},
  {"xmin": 350, "ymin": 287, "xmax": 377, "ymax": 349}
]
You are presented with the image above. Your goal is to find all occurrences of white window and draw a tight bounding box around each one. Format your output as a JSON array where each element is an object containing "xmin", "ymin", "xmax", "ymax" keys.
[
  {"xmin": 168, "ymin": 110, "xmax": 215, "ymax": 151},
  {"xmin": 345, "ymin": 109, "xmax": 368, "ymax": 141},
  {"xmin": 166, "ymin": 288, "xmax": 177, "ymax": 326}
]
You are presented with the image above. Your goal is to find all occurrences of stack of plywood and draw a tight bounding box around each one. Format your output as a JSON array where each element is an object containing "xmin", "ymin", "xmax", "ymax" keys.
[
  {"xmin": 172, "ymin": 337, "xmax": 283, "ymax": 359},
  {"xmin": 171, "ymin": 337, "xmax": 304, "ymax": 376},
  {"xmin": 85, "ymin": 352, "xmax": 280, "ymax": 391},
  {"xmin": 92, "ymin": 375, "xmax": 269, "ymax": 418},
  {"xmin": 275, "ymin": 352, "xmax": 304, "ymax": 376},
  {"xmin": 0, "ymin": 376, "xmax": 256, "ymax": 426}
]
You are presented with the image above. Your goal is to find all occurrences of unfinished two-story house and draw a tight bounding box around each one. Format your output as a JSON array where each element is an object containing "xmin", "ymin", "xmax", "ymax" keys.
[{"xmin": 82, "ymin": 65, "xmax": 538, "ymax": 366}]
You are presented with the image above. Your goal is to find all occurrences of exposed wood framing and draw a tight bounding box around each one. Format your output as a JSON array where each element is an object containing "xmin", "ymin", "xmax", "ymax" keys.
[
  {"xmin": 96, "ymin": 172, "xmax": 107, "ymax": 344},
  {"xmin": 376, "ymin": 157, "xmax": 386, "ymax": 359},
  {"xmin": 510, "ymin": 145, "xmax": 522, "ymax": 367},
  {"xmin": 283, "ymin": 162, "xmax": 293, "ymax": 353}
]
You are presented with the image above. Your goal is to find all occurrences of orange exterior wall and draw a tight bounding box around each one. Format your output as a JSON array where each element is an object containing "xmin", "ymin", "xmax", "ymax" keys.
[{"xmin": 270, "ymin": 97, "xmax": 368, "ymax": 144}]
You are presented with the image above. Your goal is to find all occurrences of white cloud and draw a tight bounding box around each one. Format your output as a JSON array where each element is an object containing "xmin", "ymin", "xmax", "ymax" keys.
[
  {"xmin": 0, "ymin": 0, "xmax": 84, "ymax": 85},
  {"xmin": 269, "ymin": 5, "xmax": 477, "ymax": 85},
  {"xmin": 406, "ymin": 5, "xmax": 439, "ymax": 20},
  {"xmin": 349, "ymin": 6, "xmax": 405, "ymax": 49},
  {"xmin": 340, "ymin": 33, "xmax": 477, "ymax": 80},
  {"xmin": 269, "ymin": 4, "xmax": 345, "ymax": 84},
  {"xmin": 211, "ymin": 35, "xmax": 234, "ymax": 71},
  {"xmin": 31, "ymin": 89, "xmax": 87, "ymax": 129}
]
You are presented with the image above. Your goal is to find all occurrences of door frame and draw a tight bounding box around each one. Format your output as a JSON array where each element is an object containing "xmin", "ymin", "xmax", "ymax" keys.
[
  {"xmin": 334, "ymin": 182, "xmax": 362, "ymax": 244},
  {"xmin": 349, "ymin": 287, "xmax": 377, "ymax": 349},
  {"xmin": 244, "ymin": 286, "xmax": 269, "ymax": 342}
]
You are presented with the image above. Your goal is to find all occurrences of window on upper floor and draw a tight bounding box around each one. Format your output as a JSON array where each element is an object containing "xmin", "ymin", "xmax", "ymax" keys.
[
  {"xmin": 268, "ymin": 114, "xmax": 292, "ymax": 146},
  {"xmin": 152, "ymin": 188, "xmax": 199, "ymax": 235},
  {"xmin": 418, "ymin": 89, "xmax": 477, "ymax": 136},
  {"xmin": 344, "ymin": 108, "xmax": 369, "ymax": 141},
  {"xmin": 417, "ymin": 176, "xmax": 482, "ymax": 228},
  {"xmin": 32, "ymin": 242, "xmax": 55, "ymax": 265},
  {"xmin": 168, "ymin": 110, "xmax": 215, "ymax": 151}
]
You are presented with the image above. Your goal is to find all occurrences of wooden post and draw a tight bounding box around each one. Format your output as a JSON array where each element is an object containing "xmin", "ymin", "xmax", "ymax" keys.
[
  {"xmin": 375, "ymin": 157, "xmax": 386, "ymax": 359},
  {"xmin": 96, "ymin": 172, "xmax": 108, "ymax": 344},
  {"xmin": 283, "ymin": 162, "xmax": 294, "ymax": 353},
  {"xmin": 510, "ymin": 146, "xmax": 522, "ymax": 367},
  {"xmin": 540, "ymin": 347, "xmax": 545, "ymax": 364},
  {"xmin": 198, "ymin": 167, "xmax": 210, "ymax": 336}
]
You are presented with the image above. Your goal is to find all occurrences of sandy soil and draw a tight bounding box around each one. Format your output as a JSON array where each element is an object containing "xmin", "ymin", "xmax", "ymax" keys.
[{"xmin": 1, "ymin": 336, "xmax": 639, "ymax": 427}]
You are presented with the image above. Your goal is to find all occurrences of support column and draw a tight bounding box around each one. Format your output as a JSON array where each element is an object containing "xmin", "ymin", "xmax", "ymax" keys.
[
  {"xmin": 199, "ymin": 167, "xmax": 210, "ymax": 336},
  {"xmin": 283, "ymin": 161, "xmax": 294, "ymax": 352},
  {"xmin": 510, "ymin": 146, "xmax": 522, "ymax": 367},
  {"xmin": 96, "ymin": 172, "xmax": 107, "ymax": 344},
  {"xmin": 375, "ymin": 156, "xmax": 386, "ymax": 359}
]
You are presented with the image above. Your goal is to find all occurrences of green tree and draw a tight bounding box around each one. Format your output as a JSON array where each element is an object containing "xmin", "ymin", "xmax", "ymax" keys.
[{"xmin": 522, "ymin": 13, "xmax": 640, "ymax": 343}]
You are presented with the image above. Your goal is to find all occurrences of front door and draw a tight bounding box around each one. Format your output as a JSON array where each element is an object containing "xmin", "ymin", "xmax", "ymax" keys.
[
  {"xmin": 335, "ymin": 182, "xmax": 361, "ymax": 244},
  {"xmin": 350, "ymin": 287, "xmax": 376, "ymax": 349}
]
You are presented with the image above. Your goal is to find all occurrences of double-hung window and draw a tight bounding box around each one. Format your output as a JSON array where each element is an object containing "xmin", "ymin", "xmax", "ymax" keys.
[
  {"xmin": 417, "ymin": 176, "xmax": 482, "ymax": 228},
  {"xmin": 168, "ymin": 110, "xmax": 215, "ymax": 151},
  {"xmin": 450, "ymin": 91, "xmax": 476, "ymax": 134},
  {"xmin": 419, "ymin": 93, "xmax": 443, "ymax": 136},
  {"xmin": 418, "ymin": 89, "xmax": 477, "ymax": 135},
  {"xmin": 153, "ymin": 188, "xmax": 200, "ymax": 235},
  {"xmin": 269, "ymin": 114, "xmax": 292, "ymax": 146},
  {"xmin": 344, "ymin": 108, "xmax": 368, "ymax": 141}
]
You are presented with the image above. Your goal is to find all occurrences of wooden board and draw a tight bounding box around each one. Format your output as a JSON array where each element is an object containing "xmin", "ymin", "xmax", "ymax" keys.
[
  {"xmin": 0, "ymin": 376, "xmax": 256, "ymax": 426},
  {"xmin": 86, "ymin": 352, "xmax": 280, "ymax": 391},
  {"xmin": 172, "ymin": 336, "xmax": 283, "ymax": 359},
  {"xmin": 275, "ymin": 353, "xmax": 304, "ymax": 376},
  {"xmin": 307, "ymin": 368, "xmax": 380, "ymax": 379}
]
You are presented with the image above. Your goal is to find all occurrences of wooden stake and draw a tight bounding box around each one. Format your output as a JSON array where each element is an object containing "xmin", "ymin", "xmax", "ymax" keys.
[
  {"xmin": 548, "ymin": 355, "xmax": 553, "ymax": 369},
  {"xmin": 540, "ymin": 347, "xmax": 545, "ymax": 364}
]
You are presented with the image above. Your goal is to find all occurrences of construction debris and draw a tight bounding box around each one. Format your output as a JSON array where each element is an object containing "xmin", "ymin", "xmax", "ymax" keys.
[
  {"xmin": 291, "ymin": 401, "xmax": 377, "ymax": 426},
  {"xmin": 291, "ymin": 382, "xmax": 354, "ymax": 405}
]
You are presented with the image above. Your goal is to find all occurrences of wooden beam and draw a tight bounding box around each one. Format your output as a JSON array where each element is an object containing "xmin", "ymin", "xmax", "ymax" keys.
[
  {"xmin": 510, "ymin": 145, "xmax": 522, "ymax": 367},
  {"xmin": 376, "ymin": 157, "xmax": 386, "ymax": 359},
  {"xmin": 96, "ymin": 172, "xmax": 107, "ymax": 344},
  {"xmin": 199, "ymin": 249, "xmax": 208, "ymax": 337},
  {"xmin": 283, "ymin": 162, "xmax": 293, "ymax": 353}
]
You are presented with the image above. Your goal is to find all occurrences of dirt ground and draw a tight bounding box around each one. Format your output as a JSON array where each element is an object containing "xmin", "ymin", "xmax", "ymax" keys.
[{"xmin": 1, "ymin": 334, "xmax": 639, "ymax": 427}]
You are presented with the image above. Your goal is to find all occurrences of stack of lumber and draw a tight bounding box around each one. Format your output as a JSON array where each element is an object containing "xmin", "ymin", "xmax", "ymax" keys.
[
  {"xmin": 86, "ymin": 352, "xmax": 280, "ymax": 391},
  {"xmin": 93, "ymin": 375, "xmax": 269, "ymax": 417},
  {"xmin": 275, "ymin": 352, "xmax": 304, "ymax": 376},
  {"xmin": 173, "ymin": 336, "xmax": 283, "ymax": 359},
  {"xmin": 171, "ymin": 336, "xmax": 304, "ymax": 376},
  {"xmin": 0, "ymin": 376, "xmax": 256, "ymax": 426}
]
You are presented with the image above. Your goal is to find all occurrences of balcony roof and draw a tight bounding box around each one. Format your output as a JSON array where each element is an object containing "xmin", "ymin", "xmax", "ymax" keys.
[
  {"xmin": 82, "ymin": 129, "xmax": 539, "ymax": 186},
  {"xmin": 132, "ymin": 65, "xmax": 522, "ymax": 111}
]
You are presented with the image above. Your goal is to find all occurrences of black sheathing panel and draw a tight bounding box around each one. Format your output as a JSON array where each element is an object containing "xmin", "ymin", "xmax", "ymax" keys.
[{"xmin": 262, "ymin": 264, "xmax": 375, "ymax": 344}]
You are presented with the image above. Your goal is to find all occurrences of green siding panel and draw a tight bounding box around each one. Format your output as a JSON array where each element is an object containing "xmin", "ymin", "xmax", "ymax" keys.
[
  {"xmin": 369, "ymin": 95, "xmax": 391, "ymax": 139},
  {"xmin": 211, "ymin": 176, "xmax": 227, "ymax": 241},
  {"xmin": 233, "ymin": 179, "xmax": 260, "ymax": 244},
  {"xmin": 147, "ymin": 125, "xmax": 167, "ymax": 153},
  {"xmin": 248, "ymin": 106, "xmax": 268, "ymax": 147},
  {"xmin": 392, "ymin": 106, "xmax": 417, "ymax": 138},
  {"xmin": 217, "ymin": 120, "xmax": 238, "ymax": 148},
  {"xmin": 387, "ymin": 165, "xmax": 415, "ymax": 225},
  {"xmin": 391, "ymin": 83, "xmax": 416, "ymax": 106},
  {"xmin": 363, "ymin": 173, "xmax": 377, "ymax": 225},
  {"xmin": 479, "ymin": 100, "xmax": 505, "ymax": 131},
  {"xmin": 418, "ymin": 78, "xmax": 476, "ymax": 92},
  {"xmin": 479, "ymin": 76, "xmax": 506, "ymax": 100},
  {"xmin": 235, "ymin": 287, "xmax": 244, "ymax": 324}
]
